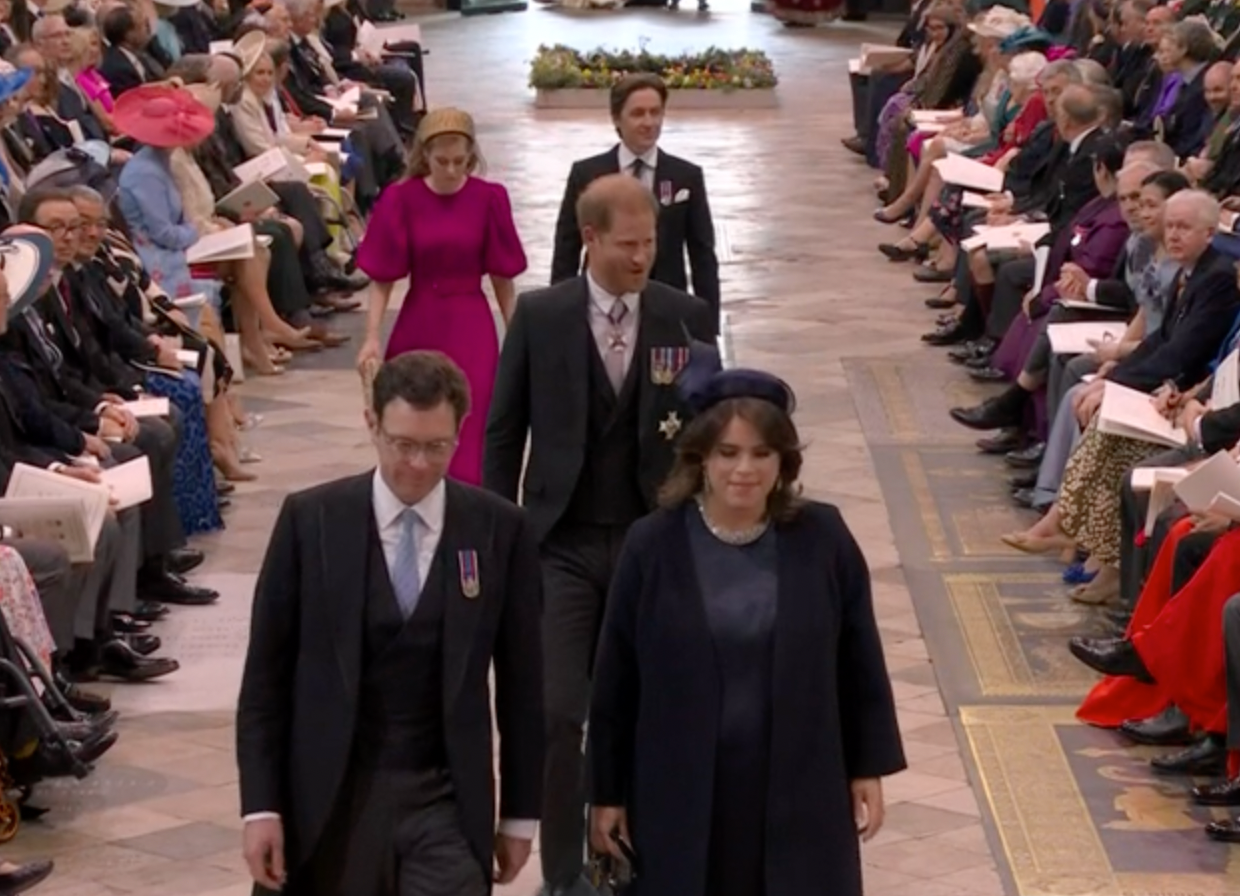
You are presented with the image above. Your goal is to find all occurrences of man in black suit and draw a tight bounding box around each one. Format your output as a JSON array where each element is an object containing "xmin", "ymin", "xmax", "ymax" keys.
[
  {"xmin": 238, "ymin": 351, "xmax": 544, "ymax": 896},
  {"xmin": 485, "ymin": 174, "xmax": 714, "ymax": 896},
  {"xmin": 98, "ymin": 5, "xmax": 166, "ymax": 99},
  {"xmin": 551, "ymin": 73, "xmax": 721, "ymax": 336}
]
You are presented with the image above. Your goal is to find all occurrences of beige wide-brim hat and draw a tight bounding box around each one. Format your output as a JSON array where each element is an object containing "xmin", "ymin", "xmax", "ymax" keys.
[
  {"xmin": 184, "ymin": 82, "xmax": 222, "ymax": 114},
  {"xmin": 969, "ymin": 6, "xmax": 1030, "ymax": 39},
  {"xmin": 233, "ymin": 29, "xmax": 268, "ymax": 77}
]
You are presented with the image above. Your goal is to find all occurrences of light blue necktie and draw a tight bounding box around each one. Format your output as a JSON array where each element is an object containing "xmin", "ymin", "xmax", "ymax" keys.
[{"xmin": 390, "ymin": 508, "xmax": 422, "ymax": 618}]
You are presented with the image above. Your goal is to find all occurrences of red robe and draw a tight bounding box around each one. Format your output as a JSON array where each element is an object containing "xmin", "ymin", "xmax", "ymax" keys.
[{"xmin": 1077, "ymin": 521, "xmax": 1240, "ymax": 775}]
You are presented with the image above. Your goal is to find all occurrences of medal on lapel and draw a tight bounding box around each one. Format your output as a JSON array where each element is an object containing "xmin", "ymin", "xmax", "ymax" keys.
[
  {"xmin": 650, "ymin": 347, "xmax": 690, "ymax": 385},
  {"xmin": 659, "ymin": 180, "xmax": 673, "ymax": 206},
  {"xmin": 458, "ymin": 549, "xmax": 480, "ymax": 599},
  {"xmin": 659, "ymin": 410, "xmax": 682, "ymax": 441}
]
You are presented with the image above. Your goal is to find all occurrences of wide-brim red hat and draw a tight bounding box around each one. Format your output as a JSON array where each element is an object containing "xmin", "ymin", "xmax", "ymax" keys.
[{"xmin": 112, "ymin": 84, "xmax": 215, "ymax": 149}]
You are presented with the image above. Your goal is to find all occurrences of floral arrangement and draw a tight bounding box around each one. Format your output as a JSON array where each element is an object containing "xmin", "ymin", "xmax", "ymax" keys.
[{"xmin": 528, "ymin": 43, "xmax": 778, "ymax": 91}]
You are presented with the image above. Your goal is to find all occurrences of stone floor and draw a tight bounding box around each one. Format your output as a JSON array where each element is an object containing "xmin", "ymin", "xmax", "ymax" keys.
[{"xmin": 0, "ymin": 7, "xmax": 1183, "ymax": 896}]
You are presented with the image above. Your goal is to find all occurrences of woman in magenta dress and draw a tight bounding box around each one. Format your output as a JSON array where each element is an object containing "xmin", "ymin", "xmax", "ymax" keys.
[{"xmin": 355, "ymin": 108, "xmax": 526, "ymax": 485}]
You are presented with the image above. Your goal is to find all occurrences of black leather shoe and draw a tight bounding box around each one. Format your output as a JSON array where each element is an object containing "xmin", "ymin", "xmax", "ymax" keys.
[
  {"xmin": 969, "ymin": 366, "xmax": 1007, "ymax": 383},
  {"xmin": 166, "ymin": 547, "xmax": 204, "ymax": 576},
  {"xmin": 139, "ymin": 571, "xmax": 218, "ymax": 606},
  {"xmin": 1151, "ymin": 735, "xmax": 1226, "ymax": 776},
  {"xmin": 922, "ymin": 323, "xmax": 969, "ymax": 346},
  {"xmin": 132, "ymin": 600, "xmax": 169, "ymax": 622},
  {"xmin": 1205, "ymin": 817, "xmax": 1240, "ymax": 842},
  {"xmin": 1192, "ymin": 777, "xmax": 1240, "ymax": 806},
  {"xmin": 950, "ymin": 398, "xmax": 1024, "ymax": 431},
  {"xmin": 1119, "ymin": 705, "xmax": 1192, "ymax": 746},
  {"xmin": 53, "ymin": 672, "xmax": 110, "ymax": 714},
  {"xmin": 125, "ymin": 633, "xmax": 161, "ymax": 656},
  {"xmin": 0, "ymin": 858, "xmax": 54, "ymax": 895},
  {"xmin": 947, "ymin": 339, "xmax": 993, "ymax": 363},
  {"xmin": 110, "ymin": 612, "xmax": 150, "ymax": 634},
  {"xmin": 964, "ymin": 353, "xmax": 996, "ymax": 370},
  {"xmin": 1068, "ymin": 636, "xmax": 1154, "ymax": 682},
  {"xmin": 1004, "ymin": 442, "xmax": 1046, "ymax": 469},
  {"xmin": 1009, "ymin": 470, "xmax": 1037, "ymax": 489},
  {"xmin": 977, "ymin": 427, "xmax": 1022, "ymax": 454},
  {"xmin": 97, "ymin": 640, "xmax": 179, "ymax": 682}
]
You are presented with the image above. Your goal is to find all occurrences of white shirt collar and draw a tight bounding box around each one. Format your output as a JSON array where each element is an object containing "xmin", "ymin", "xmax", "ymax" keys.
[
  {"xmin": 585, "ymin": 270, "xmax": 639, "ymax": 317},
  {"xmin": 1069, "ymin": 125, "xmax": 1098, "ymax": 155},
  {"xmin": 617, "ymin": 142, "xmax": 658, "ymax": 174},
  {"xmin": 372, "ymin": 469, "xmax": 446, "ymax": 535}
]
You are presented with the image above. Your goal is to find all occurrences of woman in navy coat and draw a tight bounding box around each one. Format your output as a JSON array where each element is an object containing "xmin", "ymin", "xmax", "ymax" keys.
[{"xmin": 588, "ymin": 346, "xmax": 907, "ymax": 896}]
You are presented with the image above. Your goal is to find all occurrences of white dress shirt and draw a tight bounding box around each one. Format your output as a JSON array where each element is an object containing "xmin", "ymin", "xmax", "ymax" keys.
[
  {"xmin": 244, "ymin": 472, "xmax": 536, "ymax": 840},
  {"xmin": 617, "ymin": 143, "xmax": 658, "ymax": 190},
  {"xmin": 586, "ymin": 270, "xmax": 640, "ymax": 378}
]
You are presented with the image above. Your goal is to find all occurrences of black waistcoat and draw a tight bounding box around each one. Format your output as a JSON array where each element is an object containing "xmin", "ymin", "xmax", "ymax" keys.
[
  {"xmin": 563, "ymin": 338, "xmax": 646, "ymax": 527},
  {"xmin": 355, "ymin": 526, "xmax": 449, "ymax": 772}
]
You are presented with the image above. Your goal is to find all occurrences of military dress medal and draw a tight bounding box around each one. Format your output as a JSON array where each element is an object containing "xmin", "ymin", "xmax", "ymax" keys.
[
  {"xmin": 652, "ymin": 347, "xmax": 690, "ymax": 440},
  {"xmin": 649, "ymin": 347, "xmax": 690, "ymax": 386},
  {"xmin": 457, "ymin": 550, "xmax": 480, "ymax": 599}
]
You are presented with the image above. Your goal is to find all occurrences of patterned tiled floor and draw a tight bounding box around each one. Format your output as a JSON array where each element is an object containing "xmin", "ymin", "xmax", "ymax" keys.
[{"xmin": 0, "ymin": 8, "xmax": 1062, "ymax": 895}]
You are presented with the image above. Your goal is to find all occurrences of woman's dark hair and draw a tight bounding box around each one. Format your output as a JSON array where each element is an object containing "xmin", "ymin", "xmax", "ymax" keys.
[
  {"xmin": 1142, "ymin": 169, "xmax": 1192, "ymax": 197},
  {"xmin": 101, "ymin": 5, "xmax": 135, "ymax": 48},
  {"xmin": 372, "ymin": 351, "xmax": 471, "ymax": 428},
  {"xmin": 658, "ymin": 397, "xmax": 803, "ymax": 521},
  {"xmin": 8, "ymin": 0, "xmax": 32, "ymax": 43},
  {"xmin": 1090, "ymin": 134, "xmax": 1126, "ymax": 176}
]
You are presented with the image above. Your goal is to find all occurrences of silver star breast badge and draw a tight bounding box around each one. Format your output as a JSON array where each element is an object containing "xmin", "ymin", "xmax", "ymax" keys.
[{"xmin": 659, "ymin": 411, "xmax": 682, "ymax": 441}]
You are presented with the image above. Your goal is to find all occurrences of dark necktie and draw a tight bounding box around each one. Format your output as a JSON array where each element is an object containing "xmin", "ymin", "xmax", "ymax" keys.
[{"xmin": 629, "ymin": 158, "xmax": 645, "ymax": 180}]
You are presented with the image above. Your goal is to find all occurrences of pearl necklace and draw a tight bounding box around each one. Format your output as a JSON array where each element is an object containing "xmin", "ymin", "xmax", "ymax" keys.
[{"xmin": 696, "ymin": 497, "xmax": 769, "ymax": 546}]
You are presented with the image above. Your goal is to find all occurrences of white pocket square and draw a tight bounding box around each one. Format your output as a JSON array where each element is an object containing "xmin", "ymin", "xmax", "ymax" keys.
[{"xmin": 674, "ymin": 188, "xmax": 691, "ymax": 203}]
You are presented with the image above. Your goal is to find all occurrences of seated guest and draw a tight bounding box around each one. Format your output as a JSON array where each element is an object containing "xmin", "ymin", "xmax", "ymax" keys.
[
  {"xmin": 13, "ymin": 47, "xmax": 85, "ymax": 162},
  {"xmin": 195, "ymin": 49, "xmax": 367, "ymax": 298},
  {"xmin": 1001, "ymin": 190, "xmax": 1240, "ymax": 603},
  {"xmin": 98, "ymin": 3, "xmax": 166, "ymax": 98},
  {"xmin": 66, "ymin": 185, "xmax": 229, "ymax": 529},
  {"xmin": 317, "ymin": 0, "xmax": 420, "ymax": 131},
  {"xmin": 66, "ymin": 26, "xmax": 115, "ymax": 135},
  {"xmin": 30, "ymin": 14, "xmax": 107, "ymax": 143},
  {"xmin": 873, "ymin": 1, "xmax": 983, "ymax": 190},
  {"xmin": 842, "ymin": 0, "xmax": 940, "ymax": 158},
  {"xmin": 0, "ymin": 225, "xmax": 178, "ymax": 685},
  {"xmin": 1132, "ymin": 17, "xmax": 1216, "ymax": 157},
  {"xmin": 14, "ymin": 191, "xmax": 219, "ymax": 612},
  {"xmin": 114, "ymin": 82, "xmax": 318, "ymax": 366}
]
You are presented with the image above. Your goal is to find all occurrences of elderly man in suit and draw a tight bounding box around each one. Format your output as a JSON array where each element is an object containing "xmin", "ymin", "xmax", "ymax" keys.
[
  {"xmin": 486, "ymin": 174, "xmax": 714, "ymax": 896},
  {"xmin": 238, "ymin": 351, "xmax": 544, "ymax": 896},
  {"xmin": 551, "ymin": 73, "xmax": 721, "ymax": 336}
]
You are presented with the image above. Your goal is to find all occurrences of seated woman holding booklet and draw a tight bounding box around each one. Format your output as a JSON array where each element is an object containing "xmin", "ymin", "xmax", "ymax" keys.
[{"xmin": 878, "ymin": 50, "xmax": 1049, "ymax": 276}]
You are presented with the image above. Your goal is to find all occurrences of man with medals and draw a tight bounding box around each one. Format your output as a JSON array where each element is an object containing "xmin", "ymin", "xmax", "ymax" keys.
[
  {"xmin": 485, "ymin": 174, "xmax": 714, "ymax": 896},
  {"xmin": 237, "ymin": 351, "xmax": 544, "ymax": 896}
]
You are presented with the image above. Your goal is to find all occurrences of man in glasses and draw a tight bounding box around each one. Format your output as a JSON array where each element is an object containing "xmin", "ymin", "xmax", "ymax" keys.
[{"xmin": 238, "ymin": 350, "xmax": 544, "ymax": 896}]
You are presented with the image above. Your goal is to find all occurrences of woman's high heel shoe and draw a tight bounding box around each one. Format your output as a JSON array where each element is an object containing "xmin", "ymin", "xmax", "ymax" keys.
[
  {"xmin": 211, "ymin": 443, "xmax": 258, "ymax": 482},
  {"xmin": 878, "ymin": 240, "xmax": 929, "ymax": 263},
  {"xmin": 1000, "ymin": 532, "xmax": 1076, "ymax": 563}
]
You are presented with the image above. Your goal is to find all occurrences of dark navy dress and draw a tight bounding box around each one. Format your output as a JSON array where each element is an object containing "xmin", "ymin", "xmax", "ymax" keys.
[{"xmin": 687, "ymin": 510, "xmax": 778, "ymax": 896}]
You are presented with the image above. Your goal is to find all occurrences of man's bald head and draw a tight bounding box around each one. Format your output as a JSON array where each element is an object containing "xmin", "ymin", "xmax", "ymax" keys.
[{"xmin": 576, "ymin": 173, "xmax": 659, "ymax": 237}]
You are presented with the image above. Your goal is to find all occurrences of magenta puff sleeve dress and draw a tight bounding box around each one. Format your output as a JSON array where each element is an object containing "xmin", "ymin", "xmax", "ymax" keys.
[{"xmin": 356, "ymin": 176, "xmax": 527, "ymax": 484}]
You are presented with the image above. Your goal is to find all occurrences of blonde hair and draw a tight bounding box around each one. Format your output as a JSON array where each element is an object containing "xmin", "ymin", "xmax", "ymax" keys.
[
  {"xmin": 67, "ymin": 28, "xmax": 94, "ymax": 67},
  {"xmin": 404, "ymin": 132, "xmax": 484, "ymax": 179}
]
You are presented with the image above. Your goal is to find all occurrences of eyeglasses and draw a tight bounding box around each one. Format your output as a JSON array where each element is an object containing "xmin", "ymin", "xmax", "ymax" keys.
[
  {"xmin": 39, "ymin": 222, "xmax": 81, "ymax": 237},
  {"xmin": 377, "ymin": 428, "xmax": 457, "ymax": 461}
]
